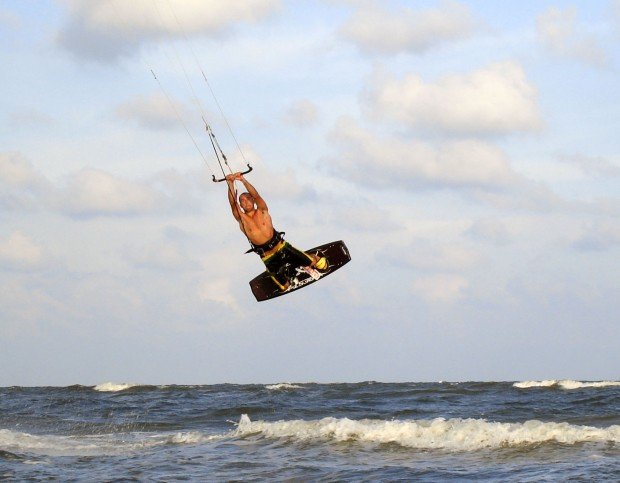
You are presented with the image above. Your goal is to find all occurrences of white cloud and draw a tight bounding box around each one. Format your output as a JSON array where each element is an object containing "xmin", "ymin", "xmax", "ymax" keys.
[
  {"xmin": 558, "ymin": 153, "xmax": 620, "ymax": 177},
  {"xmin": 613, "ymin": 0, "xmax": 620, "ymax": 35},
  {"xmin": 536, "ymin": 6, "xmax": 607, "ymax": 67},
  {"xmin": 57, "ymin": 0, "xmax": 281, "ymax": 62},
  {"xmin": 411, "ymin": 273, "xmax": 469, "ymax": 303},
  {"xmin": 573, "ymin": 220, "xmax": 620, "ymax": 251},
  {"xmin": 127, "ymin": 243, "xmax": 188, "ymax": 270},
  {"xmin": 0, "ymin": 231, "xmax": 44, "ymax": 269},
  {"xmin": 199, "ymin": 278, "xmax": 241, "ymax": 312},
  {"xmin": 466, "ymin": 218, "xmax": 512, "ymax": 246},
  {"xmin": 0, "ymin": 279, "xmax": 69, "ymax": 337},
  {"xmin": 58, "ymin": 169, "xmax": 163, "ymax": 217},
  {"xmin": 469, "ymin": 180, "xmax": 565, "ymax": 213},
  {"xmin": 1, "ymin": 153, "xmax": 204, "ymax": 218},
  {"xmin": 284, "ymin": 100, "xmax": 319, "ymax": 128},
  {"xmin": 115, "ymin": 92, "xmax": 188, "ymax": 131},
  {"xmin": 324, "ymin": 204, "xmax": 399, "ymax": 233},
  {"xmin": 341, "ymin": 0, "xmax": 478, "ymax": 55},
  {"xmin": 229, "ymin": 148, "xmax": 317, "ymax": 203},
  {"xmin": 0, "ymin": 152, "xmax": 50, "ymax": 210},
  {"xmin": 146, "ymin": 169, "xmax": 206, "ymax": 213},
  {"xmin": 9, "ymin": 108, "xmax": 55, "ymax": 127},
  {"xmin": 386, "ymin": 239, "xmax": 480, "ymax": 272},
  {"xmin": 328, "ymin": 117, "xmax": 519, "ymax": 191},
  {"xmin": 0, "ymin": 152, "xmax": 44, "ymax": 186},
  {"xmin": 123, "ymin": 238, "xmax": 198, "ymax": 271},
  {"xmin": 367, "ymin": 61, "xmax": 543, "ymax": 135},
  {"xmin": 0, "ymin": 8, "xmax": 21, "ymax": 29},
  {"xmin": 326, "ymin": 119, "xmax": 567, "ymax": 212}
]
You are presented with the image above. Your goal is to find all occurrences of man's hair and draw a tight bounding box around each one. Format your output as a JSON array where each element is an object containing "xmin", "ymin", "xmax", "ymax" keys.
[{"xmin": 239, "ymin": 192, "xmax": 253, "ymax": 202}]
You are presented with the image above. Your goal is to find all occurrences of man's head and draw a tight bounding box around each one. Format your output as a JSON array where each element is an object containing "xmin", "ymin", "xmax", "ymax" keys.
[{"xmin": 238, "ymin": 192, "xmax": 255, "ymax": 212}]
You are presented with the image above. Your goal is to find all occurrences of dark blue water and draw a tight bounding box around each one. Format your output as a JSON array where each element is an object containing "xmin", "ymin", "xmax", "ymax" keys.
[{"xmin": 1, "ymin": 381, "xmax": 618, "ymax": 481}]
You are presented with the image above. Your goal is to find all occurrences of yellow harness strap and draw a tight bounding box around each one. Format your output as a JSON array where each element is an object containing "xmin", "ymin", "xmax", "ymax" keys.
[{"xmin": 261, "ymin": 241, "xmax": 286, "ymax": 262}]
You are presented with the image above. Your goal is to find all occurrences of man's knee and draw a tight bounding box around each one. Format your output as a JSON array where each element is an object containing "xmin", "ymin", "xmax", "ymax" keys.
[{"xmin": 269, "ymin": 273, "xmax": 289, "ymax": 291}]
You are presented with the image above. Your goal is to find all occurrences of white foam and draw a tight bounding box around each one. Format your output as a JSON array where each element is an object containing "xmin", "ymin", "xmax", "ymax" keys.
[
  {"xmin": 514, "ymin": 380, "xmax": 620, "ymax": 389},
  {"xmin": 0, "ymin": 428, "xmax": 223, "ymax": 456},
  {"xmin": 93, "ymin": 382, "xmax": 140, "ymax": 392},
  {"xmin": 235, "ymin": 415, "xmax": 620, "ymax": 451},
  {"xmin": 0, "ymin": 429, "xmax": 119, "ymax": 456},
  {"xmin": 513, "ymin": 380, "xmax": 558, "ymax": 388},
  {"xmin": 265, "ymin": 383, "xmax": 303, "ymax": 390},
  {"xmin": 559, "ymin": 380, "xmax": 620, "ymax": 389},
  {"xmin": 166, "ymin": 431, "xmax": 222, "ymax": 445}
]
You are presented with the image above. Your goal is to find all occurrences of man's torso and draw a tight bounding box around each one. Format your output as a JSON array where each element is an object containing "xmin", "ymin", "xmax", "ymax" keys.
[{"xmin": 240, "ymin": 209, "xmax": 274, "ymax": 246}]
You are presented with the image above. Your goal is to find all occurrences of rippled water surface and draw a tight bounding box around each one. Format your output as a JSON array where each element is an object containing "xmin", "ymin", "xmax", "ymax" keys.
[{"xmin": 1, "ymin": 381, "xmax": 618, "ymax": 480}]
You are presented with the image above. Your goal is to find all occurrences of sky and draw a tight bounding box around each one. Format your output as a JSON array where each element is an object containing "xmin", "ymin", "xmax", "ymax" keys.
[{"xmin": 1, "ymin": 0, "xmax": 619, "ymax": 386}]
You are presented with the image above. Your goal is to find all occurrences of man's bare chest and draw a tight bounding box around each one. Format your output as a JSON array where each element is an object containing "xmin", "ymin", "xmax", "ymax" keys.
[{"xmin": 243, "ymin": 212, "xmax": 272, "ymax": 231}]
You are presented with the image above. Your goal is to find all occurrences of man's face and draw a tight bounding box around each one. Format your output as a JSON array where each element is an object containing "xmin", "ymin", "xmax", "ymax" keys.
[{"xmin": 239, "ymin": 193, "xmax": 255, "ymax": 212}]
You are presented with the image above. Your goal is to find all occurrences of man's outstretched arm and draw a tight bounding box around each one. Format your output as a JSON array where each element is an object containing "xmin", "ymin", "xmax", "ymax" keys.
[
  {"xmin": 225, "ymin": 175, "xmax": 241, "ymax": 221},
  {"xmin": 237, "ymin": 173, "xmax": 268, "ymax": 211}
]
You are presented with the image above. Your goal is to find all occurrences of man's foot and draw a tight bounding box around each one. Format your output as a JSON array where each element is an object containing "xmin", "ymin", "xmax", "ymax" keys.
[
  {"xmin": 301, "ymin": 266, "xmax": 321, "ymax": 281},
  {"xmin": 311, "ymin": 254, "xmax": 328, "ymax": 271}
]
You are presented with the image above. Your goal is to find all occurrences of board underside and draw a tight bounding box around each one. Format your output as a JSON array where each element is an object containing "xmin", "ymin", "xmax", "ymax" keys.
[{"xmin": 249, "ymin": 240, "xmax": 351, "ymax": 302}]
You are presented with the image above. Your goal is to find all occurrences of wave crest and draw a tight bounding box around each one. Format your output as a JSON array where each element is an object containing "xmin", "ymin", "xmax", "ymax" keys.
[
  {"xmin": 514, "ymin": 380, "xmax": 620, "ymax": 389},
  {"xmin": 235, "ymin": 415, "xmax": 620, "ymax": 451},
  {"xmin": 93, "ymin": 382, "xmax": 140, "ymax": 392},
  {"xmin": 0, "ymin": 428, "xmax": 223, "ymax": 456},
  {"xmin": 265, "ymin": 383, "xmax": 303, "ymax": 390}
]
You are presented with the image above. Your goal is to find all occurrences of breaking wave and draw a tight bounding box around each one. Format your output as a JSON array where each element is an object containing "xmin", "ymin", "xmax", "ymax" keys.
[
  {"xmin": 93, "ymin": 382, "xmax": 141, "ymax": 392},
  {"xmin": 0, "ymin": 428, "xmax": 222, "ymax": 457},
  {"xmin": 2, "ymin": 414, "xmax": 618, "ymax": 457},
  {"xmin": 514, "ymin": 380, "xmax": 620, "ymax": 390},
  {"xmin": 235, "ymin": 414, "xmax": 620, "ymax": 451},
  {"xmin": 265, "ymin": 383, "xmax": 303, "ymax": 390}
]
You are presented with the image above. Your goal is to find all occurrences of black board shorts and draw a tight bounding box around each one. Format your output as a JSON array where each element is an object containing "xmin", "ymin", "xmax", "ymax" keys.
[{"xmin": 261, "ymin": 242, "xmax": 313, "ymax": 289}]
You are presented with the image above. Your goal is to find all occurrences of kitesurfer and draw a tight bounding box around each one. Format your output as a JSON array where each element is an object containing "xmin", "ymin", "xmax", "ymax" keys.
[{"xmin": 225, "ymin": 172, "xmax": 327, "ymax": 291}]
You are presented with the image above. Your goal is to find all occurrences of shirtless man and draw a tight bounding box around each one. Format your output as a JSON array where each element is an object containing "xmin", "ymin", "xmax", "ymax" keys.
[{"xmin": 225, "ymin": 172, "xmax": 327, "ymax": 291}]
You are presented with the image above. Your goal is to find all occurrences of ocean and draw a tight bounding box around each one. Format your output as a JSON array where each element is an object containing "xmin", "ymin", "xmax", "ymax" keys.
[{"xmin": 1, "ymin": 381, "xmax": 618, "ymax": 481}]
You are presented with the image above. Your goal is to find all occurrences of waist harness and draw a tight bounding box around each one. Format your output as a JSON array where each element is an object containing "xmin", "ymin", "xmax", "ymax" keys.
[{"xmin": 245, "ymin": 229, "xmax": 285, "ymax": 256}]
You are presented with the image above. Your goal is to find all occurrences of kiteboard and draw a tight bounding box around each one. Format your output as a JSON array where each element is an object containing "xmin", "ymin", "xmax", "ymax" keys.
[{"xmin": 249, "ymin": 240, "xmax": 351, "ymax": 302}]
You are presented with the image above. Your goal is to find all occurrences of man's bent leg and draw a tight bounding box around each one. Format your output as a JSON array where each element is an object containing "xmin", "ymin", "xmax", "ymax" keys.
[
  {"xmin": 283, "ymin": 243, "xmax": 328, "ymax": 272},
  {"xmin": 263, "ymin": 250, "xmax": 291, "ymax": 292},
  {"xmin": 269, "ymin": 272, "xmax": 289, "ymax": 291}
]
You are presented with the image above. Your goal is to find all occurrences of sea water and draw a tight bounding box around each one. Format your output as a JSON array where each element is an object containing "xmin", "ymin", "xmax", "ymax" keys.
[{"xmin": 1, "ymin": 381, "xmax": 618, "ymax": 480}]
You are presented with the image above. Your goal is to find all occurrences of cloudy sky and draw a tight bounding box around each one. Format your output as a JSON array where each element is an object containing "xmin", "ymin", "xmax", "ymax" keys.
[{"xmin": 1, "ymin": 0, "xmax": 619, "ymax": 386}]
